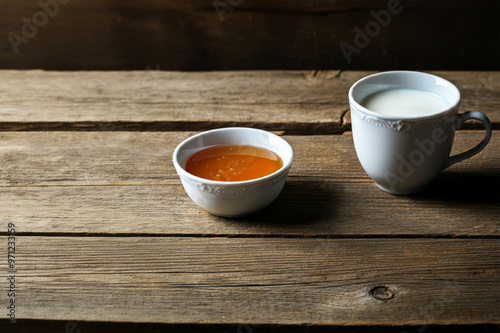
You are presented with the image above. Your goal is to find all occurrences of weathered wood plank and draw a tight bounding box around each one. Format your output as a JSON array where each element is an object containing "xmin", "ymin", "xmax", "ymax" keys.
[
  {"xmin": 0, "ymin": 236, "xmax": 498, "ymax": 325},
  {"xmin": 0, "ymin": 131, "xmax": 497, "ymax": 186},
  {"xmin": 1, "ymin": 179, "xmax": 498, "ymax": 237},
  {"xmin": 0, "ymin": 1, "xmax": 498, "ymax": 70},
  {"xmin": 0, "ymin": 70, "xmax": 347, "ymax": 134},
  {"xmin": 5, "ymin": 131, "xmax": 355, "ymax": 186},
  {"xmin": 0, "ymin": 71, "xmax": 498, "ymax": 133},
  {"xmin": 0, "ymin": 132, "xmax": 497, "ymax": 236}
]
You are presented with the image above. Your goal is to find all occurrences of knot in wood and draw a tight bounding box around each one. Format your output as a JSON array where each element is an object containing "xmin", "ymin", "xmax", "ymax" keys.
[{"xmin": 369, "ymin": 286, "xmax": 394, "ymax": 301}]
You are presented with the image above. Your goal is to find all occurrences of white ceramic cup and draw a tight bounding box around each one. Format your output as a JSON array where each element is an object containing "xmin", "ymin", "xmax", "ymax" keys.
[
  {"xmin": 173, "ymin": 127, "xmax": 294, "ymax": 217},
  {"xmin": 349, "ymin": 71, "xmax": 492, "ymax": 195}
]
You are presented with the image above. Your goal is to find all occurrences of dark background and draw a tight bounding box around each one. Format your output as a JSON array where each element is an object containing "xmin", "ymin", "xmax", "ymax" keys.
[{"xmin": 1, "ymin": 0, "xmax": 499, "ymax": 71}]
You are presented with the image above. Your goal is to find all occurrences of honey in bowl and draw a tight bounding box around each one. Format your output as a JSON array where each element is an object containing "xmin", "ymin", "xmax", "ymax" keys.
[{"xmin": 185, "ymin": 144, "xmax": 283, "ymax": 182}]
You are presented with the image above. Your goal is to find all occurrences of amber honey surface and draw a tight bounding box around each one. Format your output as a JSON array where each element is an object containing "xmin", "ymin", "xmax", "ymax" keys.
[{"xmin": 185, "ymin": 144, "xmax": 283, "ymax": 182}]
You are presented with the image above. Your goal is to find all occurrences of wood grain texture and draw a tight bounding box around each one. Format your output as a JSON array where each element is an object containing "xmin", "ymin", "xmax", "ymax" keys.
[
  {"xmin": 0, "ymin": 131, "xmax": 498, "ymax": 236},
  {"xmin": 0, "ymin": 131, "xmax": 497, "ymax": 185},
  {"xmin": 0, "ymin": 69, "xmax": 498, "ymax": 330},
  {"xmin": 0, "ymin": 1, "xmax": 498, "ymax": 70},
  {"xmin": 0, "ymin": 70, "xmax": 499, "ymax": 133},
  {"xmin": 0, "ymin": 70, "xmax": 348, "ymax": 134},
  {"xmin": 0, "ymin": 236, "xmax": 498, "ymax": 325}
]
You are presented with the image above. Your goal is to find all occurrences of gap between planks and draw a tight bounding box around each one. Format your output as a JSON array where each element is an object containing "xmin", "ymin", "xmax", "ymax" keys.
[
  {"xmin": 1, "ymin": 232, "xmax": 500, "ymax": 239},
  {"xmin": 0, "ymin": 120, "xmax": 348, "ymax": 135},
  {"xmin": 0, "ymin": 120, "xmax": 496, "ymax": 134}
]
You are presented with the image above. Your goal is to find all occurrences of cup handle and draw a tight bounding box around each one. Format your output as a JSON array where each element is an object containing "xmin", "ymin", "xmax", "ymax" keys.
[{"xmin": 446, "ymin": 111, "xmax": 492, "ymax": 169}]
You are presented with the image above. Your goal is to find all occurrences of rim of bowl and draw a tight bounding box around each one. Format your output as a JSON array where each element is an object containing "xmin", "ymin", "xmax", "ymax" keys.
[
  {"xmin": 172, "ymin": 127, "xmax": 294, "ymax": 187},
  {"xmin": 348, "ymin": 70, "xmax": 461, "ymax": 121}
]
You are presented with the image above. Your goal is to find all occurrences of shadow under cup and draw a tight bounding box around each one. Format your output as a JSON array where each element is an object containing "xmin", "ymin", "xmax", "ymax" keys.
[{"xmin": 348, "ymin": 71, "xmax": 492, "ymax": 195}]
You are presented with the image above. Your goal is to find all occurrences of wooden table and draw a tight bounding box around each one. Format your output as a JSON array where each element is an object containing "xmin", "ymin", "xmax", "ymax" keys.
[{"xmin": 0, "ymin": 70, "xmax": 498, "ymax": 332}]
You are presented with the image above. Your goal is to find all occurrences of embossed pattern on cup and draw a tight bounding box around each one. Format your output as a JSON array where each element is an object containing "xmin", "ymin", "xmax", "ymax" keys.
[
  {"xmin": 349, "ymin": 71, "xmax": 492, "ymax": 195},
  {"xmin": 173, "ymin": 127, "xmax": 294, "ymax": 217}
]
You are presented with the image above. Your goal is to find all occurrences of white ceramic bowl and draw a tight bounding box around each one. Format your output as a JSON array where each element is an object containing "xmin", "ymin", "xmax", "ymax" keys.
[{"xmin": 172, "ymin": 127, "xmax": 294, "ymax": 217}]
